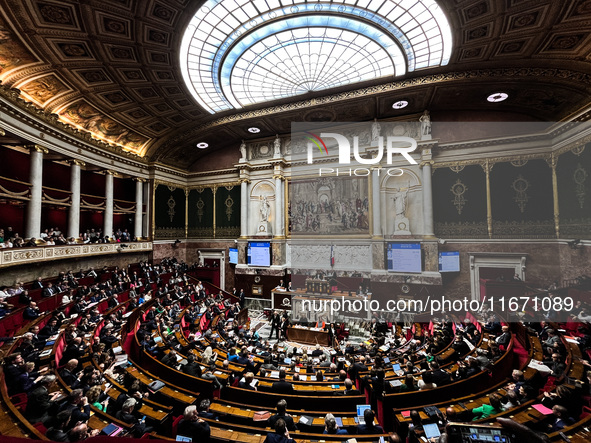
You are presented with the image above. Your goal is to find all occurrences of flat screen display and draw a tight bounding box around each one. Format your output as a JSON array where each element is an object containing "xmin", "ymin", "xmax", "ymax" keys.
[
  {"xmin": 229, "ymin": 248, "xmax": 238, "ymax": 264},
  {"xmin": 387, "ymin": 243, "xmax": 421, "ymax": 273},
  {"xmin": 439, "ymin": 251, "xmax": 460, "ymax": 272},
  {"xmin": 247, "ymin": 242, "xmax": 271, "ymax": 267}
]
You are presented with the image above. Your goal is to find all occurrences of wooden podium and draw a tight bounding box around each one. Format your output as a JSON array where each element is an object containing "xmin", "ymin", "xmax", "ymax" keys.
[
  {"xmin": 287, "ymin": 326, "xmax": 330, "ymax": 346},
  {"xmin": 305, "ymin": 278, "xmax": 331, "ymax": 294}
]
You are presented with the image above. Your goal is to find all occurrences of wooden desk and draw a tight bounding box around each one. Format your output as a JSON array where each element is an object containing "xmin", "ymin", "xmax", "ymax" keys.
[{"xmin": 287, "ymin": 326, "xmax": 330, "ymax": 346}]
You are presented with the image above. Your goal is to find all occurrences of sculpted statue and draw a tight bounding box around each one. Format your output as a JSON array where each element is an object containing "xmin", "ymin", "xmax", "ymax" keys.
[
  {"xmin": 393, "ymin": 188, "xmax": 408, "ymax": 217},
  {"xmin": 273, "ymin": 134, "xmax": 281, "ymax": 157},
  {"xmin": 239, "ymin": 140, "xmax": 247, "ymax": 160},
  {"xmin": 419, "ymin": 110, "xmax": 431, "ymax": 137},
  {"xmin": 260, "ymin": 196, "xmax": 270, "ymax": 222},
  {"xmin": 371, "ymin": 118, "xmax": 381, "ymax": 141}
]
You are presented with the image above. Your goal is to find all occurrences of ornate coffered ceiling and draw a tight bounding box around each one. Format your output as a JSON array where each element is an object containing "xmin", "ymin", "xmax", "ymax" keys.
[{"xmin": 0, "ymin": 0, "xmax": 591, "ymax": 169}]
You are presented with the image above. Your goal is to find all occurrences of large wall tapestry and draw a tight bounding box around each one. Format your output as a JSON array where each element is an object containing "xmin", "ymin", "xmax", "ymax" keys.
[
  {"xmin": 154, "ymin": 184, "xmax": 186, "ymax": 239},
  {"xmin": 288, "ymin": 176, "xmax": 369, "ymax": 236},
  {"xmin": 215, "ymin": 185, "xmax": 240, "ymax": 238},
  {"xmin": 433, "ymin": 164, "xmax": 487, "ymax": 238},
  {"xmin": 490, "ymin": 159, "xmax": 553, "ymax": 238},
  {"xmin": 557, "ymin": 144, "xmax": 591, "ymax": 239},
  {"xmin": 188, "ymin": 187, "xmax": 214, "ymax": 238}
]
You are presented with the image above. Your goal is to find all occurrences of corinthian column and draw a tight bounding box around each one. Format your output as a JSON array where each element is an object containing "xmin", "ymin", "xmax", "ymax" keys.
[
  {"xmin": 274, "ymin": 175, "xmax": 284, "ymax": 237},
  {"xmin": 134, "ymin": 178, "xmax": 145, "ymax": 239},
  {"xmin": 240, "ymin": 179, "xmax": 249, "ymax": 238},
  {"xmin": 371, "ymin": 166, "xmax": 381, "ymax": 237},
  {"xmin": 421, "ymin": 161, "xmax": 434, "ymax": 237},
  {"xmin": 25, "ymin": 145, "xmax": 48, "ymax": 239},
  {"xmin": 67, "ymin": 159, "xmax": 85, "ymax": 239},
  {"xmin": 103, "ymin": 170, "xmax": 115, "ymax": 240}
]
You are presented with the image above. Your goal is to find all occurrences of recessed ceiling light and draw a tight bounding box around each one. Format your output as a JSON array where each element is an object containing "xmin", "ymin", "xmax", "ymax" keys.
[
  {"xmin": 487, "ymin": 92, "xmax": 508, "ymax": 103},
  {"xmin": 392, "ymin": 100, "xmax": 408, "ymax": 109},
  {"xmin": 248, "ymin": 127, "xmax": 260, "ymax": 133},
  {"xmin": 196, "ymin": 142, "xmax": 208, "ymax": 149}
]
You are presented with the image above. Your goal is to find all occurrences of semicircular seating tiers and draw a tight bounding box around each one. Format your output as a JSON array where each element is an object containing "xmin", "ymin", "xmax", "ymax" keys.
[{"xmin": 1, "ymin": 260, "xmax": 591, "ymax": 443}]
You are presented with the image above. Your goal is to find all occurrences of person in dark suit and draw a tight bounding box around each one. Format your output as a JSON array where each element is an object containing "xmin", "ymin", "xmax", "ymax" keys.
[
  {"xmin": 547, "ymin": 405, "xmax": 575, "ymax": 432},
  {"xmin": 357, "ymin": 409, "xmax": 384, "ymax": 434},
  {"xmin": 429, "ymin": 361, "xmax": 452, "ymax": 386},
  {"xmin": 264, "ymin": 418, "xmax": 296, "ymax": 443},
  {"xmin": 115, "ymin": 398, "xmax": 150, "ymax": 437},
  {"xmin": 271, "ymin": 370, "xmax": 294, "ymax": 394},
  {"xmin": 269, "ymin": 312, "xmax": 281, "ymax": 340},
  {"xmin": 4, "ymin": 353, "xmax": 26, "ymax": 394},
  {"xmin": 58, "ymin": 389, "xmax": 91, "ymax": 428},
  {"xmin": 342, "ymin": 378, "xmax": 360, "ymax": 396},
  {"xmin": 177, "ymin": 405, "xmax": 210, "ymax": 441},
  {"xmin": 46, "ymin": 410, "xmax": 72, "ymax": 442},
  {"xmin": 59, "ymin": 337, "xmax": 85, "ymax": 367},
  {"xmin": 495, "ymin": 325, "xmax": 512, "ymax": 349},
  {"xmin": 23, "ymin": 301, "xmax": 41, "ymax": 320},
  {"xmin": 451, "ymin": 335, "xmax": 470, "ymax": 359},
  {"xmin": 39, "ymin": 318, "xmax": 59, "ymax": 339},
  {"xmin": 31, "ymin": 277, "xmax": 44, "ymax": 289},
  {"xmin": 59, "ymin": 359, "xmax": 80, "ymax": 388},
  {"xmin": 197, "ymin": 399, "xmax": 217, "ymax": 420},
  {"xmin": 268, "ymin": 400, "xmax": 297, "ymax": 431},
  {"xmin": 42, "ymin": 283, "xmax": 56, "ymax": 298},
  {"xmin": 19, "ymin": 290, "xmax": 32, "ymax": 306},
  {"xmin": 238, "ymin": 372, "xmax": 257, "ymax": 390},
  {"xmin": 26, "ymin": 375, "xmax": 61, "ymax": 424},
  {"xmin": 349, "ymin": 356, "xmax": 368, "ymax": 380},
  {"xmin": 543, "ymin": 353, "xmax": 567, "ymax": 377},
  {"xmin": 181, "ymin": 354, "xmax": 203, "ymax": 377}
]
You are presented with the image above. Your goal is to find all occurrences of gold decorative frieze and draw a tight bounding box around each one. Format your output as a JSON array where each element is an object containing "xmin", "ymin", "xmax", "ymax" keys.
[{"xmin": 0, "ymin": 242, "xmax": 152, "ymax": 268}]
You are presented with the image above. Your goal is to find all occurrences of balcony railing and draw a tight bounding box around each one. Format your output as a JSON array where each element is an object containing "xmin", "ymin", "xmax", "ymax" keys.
[{"xmin": 0, "ymin": 241, "xmax": 153, "ymax": 268}]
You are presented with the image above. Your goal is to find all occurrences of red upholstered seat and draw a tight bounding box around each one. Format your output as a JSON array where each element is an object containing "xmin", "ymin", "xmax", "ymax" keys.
[{"xmin": 171, "ymin": 415, "xmax": 183, "ymax": 435}]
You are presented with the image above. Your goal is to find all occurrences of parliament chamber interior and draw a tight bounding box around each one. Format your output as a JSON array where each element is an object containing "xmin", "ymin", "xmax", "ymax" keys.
[{"xmin": 0, "ymin": 0, "xmax": 591, "ymax": 442}]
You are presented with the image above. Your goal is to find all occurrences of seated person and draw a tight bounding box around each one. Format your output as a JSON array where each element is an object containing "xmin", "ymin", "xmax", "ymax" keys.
[
  {"xmin": 271, "ymin": 369, "xmax": 294, "ymax": 394},
  {"xmin": 177, "ymin": 405, "xmax": 210, "ymax": 441},
  {"xmin": 238, "ymin": 371, "xmax": 257, "ymax": 390},
  {"xmin": 472, "ymin": 393, "xmax": 502, "ymax": 421},
  {"xmin": 268, "ymin": 399, "xmax": 297, "ymax": 432},
  {"xmin": 263, "ymin": 418, "xmax": 296, "ymax": 443},
  {"xmin": 546, "ymin": 405, "xmax": 575, "ymax": 433},
  {"xmin": 324, "ymin": 414, "xmax": 348, "ymax": 435},
  {"xmin": 357, "ymin": 409, "xmax": 384, "ymax": 434},
  {"xmin": 115, "ymin": 398, "xmax": 151, "ymax": 438},
  {"xmin": 342, "ymin": 378, "xmax": 360, "ymax": 395},
  {"xmin": 197, "ymin": 399, "xmax": 216, "ymax": 419}
]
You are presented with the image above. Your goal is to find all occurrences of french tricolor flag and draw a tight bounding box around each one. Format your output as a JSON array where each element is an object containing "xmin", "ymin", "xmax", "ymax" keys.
[{"xmin": 330, "ymin": 245, "xmax": 335, "ymax": 267}]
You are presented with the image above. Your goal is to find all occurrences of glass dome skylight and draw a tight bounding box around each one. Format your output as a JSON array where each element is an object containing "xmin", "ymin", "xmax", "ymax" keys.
[{"xmin": 180, "ymin": 0, "xmax": 452, "ymax": 114}]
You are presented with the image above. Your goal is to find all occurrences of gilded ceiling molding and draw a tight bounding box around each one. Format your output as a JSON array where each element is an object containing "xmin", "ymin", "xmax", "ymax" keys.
[
  {"xmin": 154, "ymin": 179, "xmax": 187, "ymax": 191},
  {"xmin": 0, "ymin": 84, "xmax": 148, "ymax": 163},
  {"xmin": 187, "ymin": 180, "xmax": 240, "ymax": 191},
  {"xmin": 152, "ymin": 67, "xmax": 591, "ymax": 157},
  {"xmin": 554, "ymin": 133, "xmax": 591, "ymax": 156}
]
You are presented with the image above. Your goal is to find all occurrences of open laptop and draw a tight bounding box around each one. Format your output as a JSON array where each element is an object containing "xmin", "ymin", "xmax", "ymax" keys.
[
  {"xmin": 423, "ymin": 423, "xmax": 441, "ymax": 440},
  {"xmin": 392, "ymin": 363, "xmax": 404, "ymax": 376},
  {"xmin": 356, "ymin": 404, "xmax": 371, "ymax": 425}
]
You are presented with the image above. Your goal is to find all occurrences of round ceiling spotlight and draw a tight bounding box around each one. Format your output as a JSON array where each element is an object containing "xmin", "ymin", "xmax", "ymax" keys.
[
  {"xmin": 196, "ymin": 142, "xmax": 208, "ymax": 149},
  {"xmin": 487, "ymin": 92, "xmax": 508, "ymax": 103},
  {"xmin": 392, "ymin": 100, "xmax": 408, "ymax": 109},
  {"xmin": 248, "ymin": 127, "xmax": 261, "ymax": 133}
]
